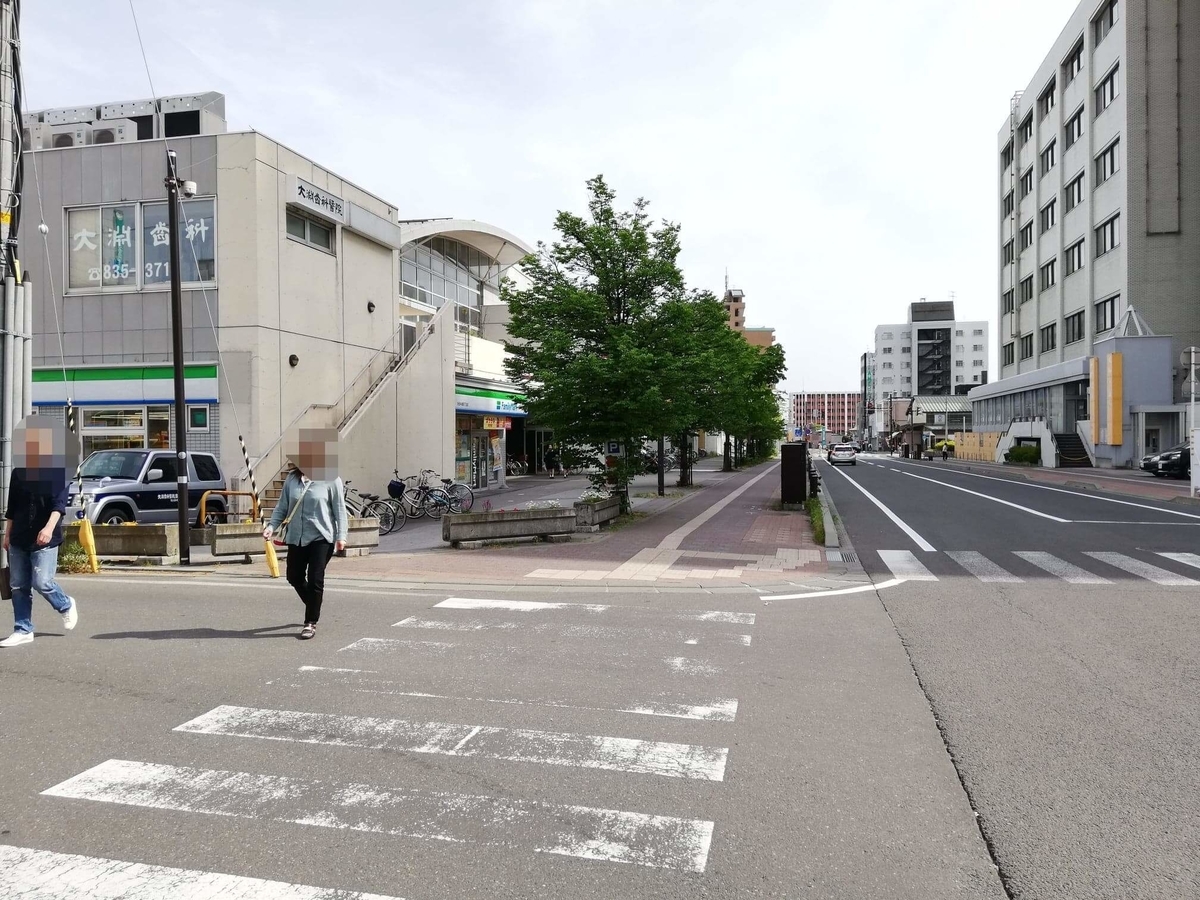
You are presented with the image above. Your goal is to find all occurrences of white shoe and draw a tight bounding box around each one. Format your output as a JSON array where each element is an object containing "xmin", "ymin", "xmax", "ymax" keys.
[
  {"xmin": 0, "ymin": 631, "xmax": 34, "ymax": 648},
  {"xmin": 62, "ymin": 597, "xmax": 78, "ymax": 631}
]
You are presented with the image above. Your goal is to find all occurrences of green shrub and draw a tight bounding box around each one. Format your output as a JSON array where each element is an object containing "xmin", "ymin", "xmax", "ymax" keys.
[
  {"xmin": 1005, "ymin": 444, "xmax": 1041, "ymax": 465},
  {"xmin": 806, "ymin": 495, "xmax": 825, "ymax": 544},
  {"xmin": 57, "ymin": 543, "xmax": 91, "ymax": 574}
]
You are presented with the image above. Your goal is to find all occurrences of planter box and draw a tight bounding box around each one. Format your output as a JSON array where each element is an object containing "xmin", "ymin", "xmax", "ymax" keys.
[
  {"xmin": 64, "ymin": 522, "xmax": 180, "ymax": 564},
  {"xmin": 574, "ymin": 496, "xmax": 621, "ymax": 529},
  {"xmin": 211, "ymin": 517, "xmax": 380, "ymax": 558},
  {"xmin": 443, "ymin": 507, "xmax": 577, "ymax": 546}
]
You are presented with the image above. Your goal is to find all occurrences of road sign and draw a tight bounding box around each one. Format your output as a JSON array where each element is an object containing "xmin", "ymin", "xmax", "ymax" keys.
[
  {"xmin": 1184, "ymin": 378, "xmax": 1200, "ymax": 396},
  {"xmin": 1180, "ymin": 347, "xmax": 1200, "ymax": 369}
]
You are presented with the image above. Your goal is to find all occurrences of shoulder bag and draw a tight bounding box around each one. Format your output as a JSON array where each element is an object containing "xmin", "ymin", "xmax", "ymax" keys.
[{"xmin": 273, "ymin": 479, "xmax": 312, "ymax": 547}]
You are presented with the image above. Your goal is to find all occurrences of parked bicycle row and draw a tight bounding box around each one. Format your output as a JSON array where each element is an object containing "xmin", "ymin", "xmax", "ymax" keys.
[{"xmin": 342, "ymin": 469, "xmax": 475, "ymax": 535}]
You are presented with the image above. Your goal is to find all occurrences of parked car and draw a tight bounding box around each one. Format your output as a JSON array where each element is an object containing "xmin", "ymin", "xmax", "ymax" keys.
[
  {"xmin": 828, "ymin": 444, "xmax": 858, "ymax": 466},
  {"xmin": 1153, "ymin": 443, "xmax": 1191, "ymax": 479},
  {"xmin": 67, "ymin": 449, "xmax": 228, "ymax": 526}
]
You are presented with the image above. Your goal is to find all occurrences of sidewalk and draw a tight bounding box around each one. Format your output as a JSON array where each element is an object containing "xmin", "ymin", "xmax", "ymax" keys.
[{"xmin": 886, "ymin": 453, "xmax": 1198, "ymax": 504}]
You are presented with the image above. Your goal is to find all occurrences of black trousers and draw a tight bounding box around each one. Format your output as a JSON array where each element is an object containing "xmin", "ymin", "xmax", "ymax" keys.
[{"xmin": 286, "ymin": 540, "xmax": 334, "ymax": 624}]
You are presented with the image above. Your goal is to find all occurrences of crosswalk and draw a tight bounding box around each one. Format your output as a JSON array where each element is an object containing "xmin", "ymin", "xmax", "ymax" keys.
[
  {"xmin": 874, "ymin": 549, "xmax": 1200, "ymax": 586},
  {"xmin": 17, "ymin": 594, "xmax": 754, "ymax": 896}
]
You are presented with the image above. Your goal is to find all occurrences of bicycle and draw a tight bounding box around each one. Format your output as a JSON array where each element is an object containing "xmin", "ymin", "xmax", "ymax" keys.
[
  {"xmin": 393, "ymin": 470, "xmax": 457, "ymax": 519},
  {"xmin": 344, "ymin": 481, "xmax": 404, "ymax": 534}
]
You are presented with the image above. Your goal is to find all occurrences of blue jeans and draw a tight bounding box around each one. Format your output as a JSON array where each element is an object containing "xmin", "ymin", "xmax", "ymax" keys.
[{"xmin": 9, "ymin": 544, "xmax": 71, "ymax": 634}]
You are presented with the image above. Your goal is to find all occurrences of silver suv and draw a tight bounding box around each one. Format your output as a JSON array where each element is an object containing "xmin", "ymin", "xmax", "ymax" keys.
[{"xmin": 68, "ymin": 449, "xmax": 228, "ymax": 526}]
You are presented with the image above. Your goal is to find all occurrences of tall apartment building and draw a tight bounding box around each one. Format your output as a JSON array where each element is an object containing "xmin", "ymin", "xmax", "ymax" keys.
[
  {"xmin": 791, "ymin": 392, "xmax": 862, "ymax": 444},
  {"xmin": 971, "ymin": 0, "xmax": 1200, "ymax": 465},
  {"xmin": 869, "ymin": 301, "xmax": 989, "ymax": 437},
  {"xmin": 722, "ymin": 286, "xmax": 775, "ymax": 348},
  {"xmin": 860, "ymin": 351, "xmax": 876, "ymax": 440}
]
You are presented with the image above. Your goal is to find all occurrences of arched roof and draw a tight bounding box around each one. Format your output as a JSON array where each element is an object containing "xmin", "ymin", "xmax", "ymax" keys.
[{"xmin": 398, "ymin": 219, "xmax": 533, "ymax": 268}]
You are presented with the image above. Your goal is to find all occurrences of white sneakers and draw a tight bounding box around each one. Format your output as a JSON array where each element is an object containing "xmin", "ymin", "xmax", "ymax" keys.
[
  {"xmin": 0, "ymin": 631, "xmax": 34, "ymax": 648},
  {"xmin": 63, "ymin": 597, "xmax": 78, "ymax": 630}
]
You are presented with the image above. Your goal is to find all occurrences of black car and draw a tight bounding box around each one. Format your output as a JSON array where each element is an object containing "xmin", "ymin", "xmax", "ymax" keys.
[{"xmin": 1153, "ymin": 443, "xmax": 1191, "ymax": 479}]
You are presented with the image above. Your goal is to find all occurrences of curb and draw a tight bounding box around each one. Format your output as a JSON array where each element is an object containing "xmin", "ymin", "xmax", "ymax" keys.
[{"xmin": 819, "ymin": 486, "xmax": 838, "ymax": 550}]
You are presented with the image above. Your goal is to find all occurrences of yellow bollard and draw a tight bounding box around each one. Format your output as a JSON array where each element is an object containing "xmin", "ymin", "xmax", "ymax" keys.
[
  {"xmin": 78, "ymin": 517, "xmax": 100, "ymax": 573},
  {"xmin": 264, "ymin": 539, "xmax": 281, "ymax": 578}
]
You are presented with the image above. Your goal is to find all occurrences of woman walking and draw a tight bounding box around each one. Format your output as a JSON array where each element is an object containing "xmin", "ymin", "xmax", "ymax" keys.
[{"xmin": 263, "ymin": 429, "xmax": 348, "ymax": 640}]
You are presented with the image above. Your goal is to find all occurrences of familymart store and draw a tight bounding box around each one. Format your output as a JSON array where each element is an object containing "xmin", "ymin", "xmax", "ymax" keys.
[
  {"xmin": 454, "ymin": 382, "xmax": 525, "ymax": 489},
  {"xmin": 32, "ymin": 364, "xmax": 221, "ymax": 459}
]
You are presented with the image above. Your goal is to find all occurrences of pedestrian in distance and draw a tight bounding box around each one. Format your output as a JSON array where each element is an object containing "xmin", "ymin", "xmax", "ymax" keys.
[
  {"xmin": 545, "ymin": 445, "xmax": 562, "ymax": 478},
  {"xmin": 262, "ymin": 427, "xmax": 348, "ymax": 641},
  {"xmin": 1, "ymin": 420, "xmax": 79, "ymax": 649},
  {"xmin": 942, "ymin": 444, "xmax": 949, "ymax": 462}
]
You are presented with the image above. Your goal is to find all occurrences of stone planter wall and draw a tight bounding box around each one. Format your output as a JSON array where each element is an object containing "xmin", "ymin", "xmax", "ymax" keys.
[
  {"xmin": 63, "ymin": 522, "xmax": 180, "ymax": 563},
  {"xmin": 574, "ymin": 496, "xmax": 621, "ymax": 529},
  {"xmin": 211, "ymin": 517, "xmax": 380, "ymax": 558},
  {"xmin": 443, "ymin": 507, "xmax": 577, "ymax": 546}
]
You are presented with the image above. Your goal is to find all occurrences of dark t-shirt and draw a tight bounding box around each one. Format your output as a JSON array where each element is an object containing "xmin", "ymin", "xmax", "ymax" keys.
[{"xmin": 5, "ymin": 467, "xmax": 70, "ymax": 550}]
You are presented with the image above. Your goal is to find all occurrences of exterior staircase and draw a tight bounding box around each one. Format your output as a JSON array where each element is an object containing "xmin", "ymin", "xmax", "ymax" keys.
[{"xmin": 1054, "ymin": 432, "xmax": 1093, "ymax": 468}]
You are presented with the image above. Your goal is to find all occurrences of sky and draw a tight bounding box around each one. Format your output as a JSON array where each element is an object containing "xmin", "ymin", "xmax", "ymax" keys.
[{"xmin": 24, "ymin": 0, "xmax": 1083, "ymax": 392}]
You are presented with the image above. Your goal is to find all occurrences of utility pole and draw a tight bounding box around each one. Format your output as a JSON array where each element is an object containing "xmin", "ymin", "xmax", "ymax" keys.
[
  {"xmin": 165, "ymin": 150, "xmax": 191, "ymax": 564},
  {"xmin": 0, "ymin": 0, "xmax": 20, "ymax": 561}
]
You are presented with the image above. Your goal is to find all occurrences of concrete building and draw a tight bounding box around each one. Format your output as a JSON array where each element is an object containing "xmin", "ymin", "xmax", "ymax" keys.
[
  {"xmin": 870, "ymin": 301, "xmax": 989, "ymax": 441},
  {"xmin": 970, "ymin": 0, "xmax": 1200, "ymax": 467},
  {"xmin": 791, "ymin": 391, "xmax": 862, "ymax": 446},
  {"xmin": 19, "ymin": 92, "xmax": 533, "ymax": 505},
  {"xmin": 722, "ymin": 286, "xmax": 775, "ymax": 348},
  {"xmin": 860, "ymin": 351, "xmax": 876, "ymax": 443}
]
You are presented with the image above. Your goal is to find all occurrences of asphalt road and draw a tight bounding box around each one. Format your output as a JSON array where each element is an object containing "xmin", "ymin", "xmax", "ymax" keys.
[
  {"xmin": 820, "ymin": 454, "xmax": 1200, "ymax": 900},
  {"xmin": 1, "ymin": 571, "xmax": 1004, "ymax": 899}
]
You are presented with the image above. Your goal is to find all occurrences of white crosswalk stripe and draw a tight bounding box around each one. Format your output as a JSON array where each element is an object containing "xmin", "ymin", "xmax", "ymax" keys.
[
  {"xmin": 944, "ymin": 550, "xmax": 1023, "ymax": 583},
  {"xmin": 1157, "ymin": 552, "xmax": 1200, "ymax": 572},
  {"xmin": 1083, "ymin": 552, "xmax": 1199, "ymax": 586},
  {"xmin": 1012, "ymin": 551, "xmax": 1112, "ymax": 584},
  {"xmin": 43, "ymin": 759, "xmax": 716, "ymax": 874},
  {"xmin": 0, "ymin": 845, "xmax": 403, "ymax": 900},
  {"xmin": 434, "ymin": 597, "xmax": 756, "ymax": 624},
  {"xmin": 877, "ymin": 550, "xmax": 938, "ymax": 581},
  {"xmin": 393, "ymin": 615, "xmax": 753, "ymax": 648}
]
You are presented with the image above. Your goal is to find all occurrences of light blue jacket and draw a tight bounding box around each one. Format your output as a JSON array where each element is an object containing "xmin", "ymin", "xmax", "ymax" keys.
[{"xmin": 269, "ymin": 472, "xmax": 349, "ymax": 547}]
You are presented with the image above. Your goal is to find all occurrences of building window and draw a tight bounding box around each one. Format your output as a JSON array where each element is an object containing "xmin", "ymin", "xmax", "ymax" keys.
[
  {"xmin": 1095, "ymin": 295, "xmax": 1118, "ymax": 333},
  {"xmin": 973, "ymin": 359, "xmax": 984, "ymax": 367},
  {"xmin": 1001, "ymin": 140, "xmax": 1014, "ymax": 171},
  {"xmin": 1002, "ymin": 239, "xmax": 1015, "ymax": 264},
  {"xmin": 1019, "ymin": 276, "xmax": 1034, "ymax": 304},
  {"xmin": 1064, "ymin": 38, "xmax": 1084, "ymax": 84},
  {"xmin": 1095, "ymin": 65, "xmax": 1119, "ymax": 115},
  {"xmin": 1040, "ymin": 323, "xmax": 1057, "ymax": 352},
  {"xmin": 1020, "ymin": 334, "xmax": 1034, "ymax": 360},
  {"xmin": 77, "ymin": 405, "xmax": 172, "ymax": 457},
  {"xmin": 1040, "ymin": 259, "xmax": 1057, "ymax": 291},
  {"xmin": 1018, "ymin": 114, "xmax": 1033, "ymax": 146},
  {"xmin": 1094, "ymin": 0, "xmax": 1119, "ymax": 45},
  {"xmin": 902, "ymin": 361, "xmax": 911, "ymax": 369},
  {"xmin": 973, "ymin": 328, "xmax": 984, "ymax": 336},
  {"xmin": 1020, "ymin": 167, "xmax": 1034, "ymax": 198},
  {"xmin": 954, "ymin": 359, "xmax": 964, "ymax": 368},
  {"xmin": 286, "ymin": 211, "xmax": 335, "ymax": 252},
  {"xmin": 901, "ymin": 346, "xmax": 910, "ymax": 354},
  {"xmin": 882, "ymin": 376, "xmax": 894, "ymax": 385},
  {"xmin": 1002, "ymin": 289, "xmax": 1015, "ymax": 314},
  {"xmin": 881, "ymin": 331, "xmax": 893, "ymax": 340},
  {"xmin": 1095, "ymin": 214, "xmax": 1120, "ymax": 257},
  {"xmin": 882, "ymin": 347, "xmax": 893, "ymax": 354},
  {"xmin": 1065, "ymin": 107, "xmax": 1084, "ymax": 148},
  {"xmin": 1065, "ymin": 310, "xmax": 1086, "ymax": 344},
  {"xmin": 972, "ymin": 344, "xmax": 985, "ymax": 352},
  {"xmin": 1095, "ymin": 139, "xmax": 1119, "ymax": 186},
  {"xmin": 1040, "ymin": 199, "xmax": 1057, "ymax": 233},
  {"xmin": 955, "ymin": 329, "xmax": 964, "ymax": 337},
  {"xmin": 1002, "ymin": 190, "xmax": 1014, "ymax": 218},
  {"xmin": 955, "ymin": 375, "xmax": 965, "ymax": 384},
  {"xmin": 187, "ymin": 405, "xmax": 209, "ymax": 432},
  {"xmin": 1003, "ymin": 342, "xmax": 1016, "ymax": 366},
  {"xmin": 1061, "ymin": 240, "xmax": 1083, "ymax": 276},
  {"xmin": 1065, "ymin": 172, "xmax": 1085, "ymax": 211},
  {"xmin": 1038, "ymin": 78, "xmax": 1056, "ymax": 119},
  {"xmin": 881, "ymin": 361, "xmax": 893, "ymax": 369},
  {"xmin": 1040, "ymin": 140, "xmax": 1057, "ymax": 176},
  {"xmin": 1019, "ymin": 222, "xmax": 1034, "ymax": 250},
  {"xmin": 143, "ymin": 199, "xmax": 216, "ymax": 285},
  {"xmin": 955, "ymin": 344, "xmax": 965, "ymax": 353},
  {"xmin": 901, "ymin": 331, "xmax": 911, "ymax": 339}
]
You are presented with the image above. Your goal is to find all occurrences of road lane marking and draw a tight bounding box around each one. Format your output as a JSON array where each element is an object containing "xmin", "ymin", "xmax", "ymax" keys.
[
  {"xmin": 945, "ymin": 551, "xmax": 1023, "ymax": 583},
  {"xmin": 287, "ymin": 666, "xmax": 740, "ymax": 722},
  {"xmin": 1082, "ymin": 552, "xmax": 1199, "ymax": 586},
  {"xmin": 0, "ymin": 845, "xmax": 403, "ymax": 900},
  {"xmin": 392, "ymin": 616, "xmax": 752, "ymax": 648},
  {"xmin": 822, "ymin": 463, "xmax": 936, "ymax": 551},
  {"xmin": 1013, "ymin": 551, "xmax": 1111, "ymax": 584},
  {"xmin": 886, "ymin": 458, "xmax": 1200, "ymax": 520},
  {"xmin": 767, "ymin": 578, "xmax": 904, "ymax": 599},
  {"xmin": 877, "ymin": 550, "xmax": 938, "ymax": 581},
  {"xmin": 1157, "ymin": 552, "xmax": 1200, "ymax": 571},
  {"xmin": 434, "ymin": 597, "xmax": 755, "ymax": 625},
  {"xmin": 339, "ymin": 638, "xmax": 457, "ymax": 654},
  {"xmin": 43, "ymin": 759, "xmax": 715, "ymax": 873},
  {"xmin": 176, "ymin": 705, "xmax": 729, "ymax": 781},
  {"xmin": 899, "ymin": 470, "xmax": 1070, "ymax": 523},
  {"xmin": 657, "ymin": 464, "xmax": 780, "ymax": 550}
]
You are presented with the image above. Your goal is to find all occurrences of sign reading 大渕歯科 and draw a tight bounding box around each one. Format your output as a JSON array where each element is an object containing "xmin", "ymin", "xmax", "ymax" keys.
[{"xmin": 290, "ymin": 176, "xmax": 346, "ymax": 223}]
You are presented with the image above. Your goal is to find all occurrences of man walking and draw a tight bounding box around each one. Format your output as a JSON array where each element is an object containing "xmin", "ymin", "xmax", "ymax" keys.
[{"xmin": 1, "ymin": 421, "xmax": 78, "ymax": 648}]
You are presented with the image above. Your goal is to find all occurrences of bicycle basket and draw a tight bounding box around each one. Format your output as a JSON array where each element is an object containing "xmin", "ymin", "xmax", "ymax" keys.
[{"xmin": 388, "ymin": 479, "xmax": 406, "ymax": 500}]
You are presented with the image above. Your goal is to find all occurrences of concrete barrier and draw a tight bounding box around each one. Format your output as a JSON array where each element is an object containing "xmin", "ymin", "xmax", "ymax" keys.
[
  {"xmin": 63, "ymin": 523, "xmax": 180, "ymax": 565},
  {"xmin": 211, "ymin": 518, "xmax": 380, "ymax": 558},
  {"xmin": 574, "ymin": 496, "xmax": 621, "ymax": 532},
  {"xmin": 443, "ymin": 508, "xmax": 577, "ymax": 547}
]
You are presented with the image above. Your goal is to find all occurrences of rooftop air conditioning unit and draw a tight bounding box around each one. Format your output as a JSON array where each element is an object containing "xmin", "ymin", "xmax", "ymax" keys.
[
  {"xmin": 100, "ymin": 99, "xmax": 157, "ymax": 120},
  {"xmin": 92, "ymin": 119, "xmax": 137, "ymax": 144},
  {"xmin": 21, "ymin": 122, "xmax": 52, "ymax": 151},
  {"xmin": 43, "ymin": 105, "xmax": 98, "ymax": 126},
  {"xmin": 49, "ymin": 124, "xmax": 91, "ymax": 148}
]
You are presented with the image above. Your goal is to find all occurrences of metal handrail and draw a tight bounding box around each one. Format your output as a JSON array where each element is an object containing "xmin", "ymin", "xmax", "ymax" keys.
[{"xmin": 199, "ymin": 490, "xmax": 259, "ymax": 524}]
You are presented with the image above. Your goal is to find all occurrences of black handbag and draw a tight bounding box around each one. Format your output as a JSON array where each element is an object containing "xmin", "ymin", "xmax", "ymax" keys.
[{"xmin": 0, "ymin": 566, "xmax": 11, "ymax": 601}]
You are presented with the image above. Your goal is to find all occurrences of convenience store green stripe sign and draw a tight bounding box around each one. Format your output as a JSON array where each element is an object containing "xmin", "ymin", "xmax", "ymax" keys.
[
  {"xmin": 33, "ymin": 365, "xmax": 218, "ymax": 383},
  {"xmin": 455, "ymin": 386, "xmax": 525, "ymax": 401}
]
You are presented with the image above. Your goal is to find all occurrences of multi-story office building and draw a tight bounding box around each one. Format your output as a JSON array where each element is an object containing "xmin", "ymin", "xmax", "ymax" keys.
[
  {"xmin": 791, "ymin": 392, "xmax": 862, "ymax": 445},
  {"xmin": 972, "ymin": 0, "xmax": 1199, "ymax": 465},
  {"xmin": 870, "ymin": 301, "xmax": 989, "ymax": 438},
  {"xmin": 860, "ymin": 351, "xmax": 876, "ymax": 441}
]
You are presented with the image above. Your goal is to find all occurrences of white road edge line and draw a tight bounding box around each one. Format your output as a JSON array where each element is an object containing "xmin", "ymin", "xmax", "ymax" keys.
[
  {"xmin": 768, "ymin": 577, "xmax": 905, "ymax": 600},
  {"xmin": 433, "ymin": 597, "xmax": 756, "ymax": 625},
  {"xmin": 899, "ymin": 470, "xmax": 1071, "ymax": 523},
  {"xmin": 822, "ymin": 463, "xmax": 935, "ymax": 551}
]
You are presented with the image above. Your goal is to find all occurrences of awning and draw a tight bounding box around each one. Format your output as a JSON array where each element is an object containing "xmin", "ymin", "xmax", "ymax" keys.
[{"xmin": 455, "ymin": 384, "xmax": 526, "ymax": 417}]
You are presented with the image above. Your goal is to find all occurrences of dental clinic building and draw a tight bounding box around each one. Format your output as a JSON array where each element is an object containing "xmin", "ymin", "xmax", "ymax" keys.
[{"xmin": 20, "ymin": 92, "xmax": 532, "ymax": 497}]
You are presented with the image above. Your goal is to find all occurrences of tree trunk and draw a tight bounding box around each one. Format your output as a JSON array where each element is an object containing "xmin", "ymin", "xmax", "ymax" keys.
[{"xmin": 723, "ymin": 433, "xmax": 732, "ymax": 472}]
